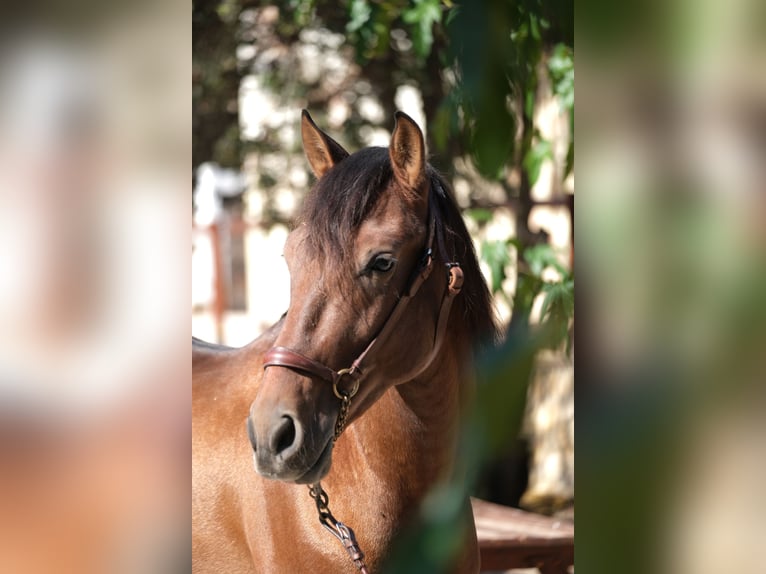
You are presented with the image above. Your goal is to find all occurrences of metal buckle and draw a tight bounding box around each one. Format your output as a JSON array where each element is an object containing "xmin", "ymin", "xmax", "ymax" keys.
[
  {"xmin": 446, "ymin": 262, "xmax": 463, "ymax": 292},
  {"xmin": 333, "ymin": 368, "xmax": 360, "ymax": 399}
]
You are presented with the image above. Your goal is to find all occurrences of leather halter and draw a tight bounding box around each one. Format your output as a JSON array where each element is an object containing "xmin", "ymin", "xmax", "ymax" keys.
[{"xmin": 262, "ymin": 196, "xmax": 464, "ymax": 406}]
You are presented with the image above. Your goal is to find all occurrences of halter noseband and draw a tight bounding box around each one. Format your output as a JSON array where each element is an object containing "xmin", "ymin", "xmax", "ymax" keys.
[{"xmin": 262, "ymin": 196, "xmax": 464, "ymax": 421}]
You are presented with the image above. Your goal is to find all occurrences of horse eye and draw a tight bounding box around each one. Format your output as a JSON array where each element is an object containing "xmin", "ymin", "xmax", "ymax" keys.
[{"xmin": 371, "ymin": 255, "xmax": 395, "ymax": 273}]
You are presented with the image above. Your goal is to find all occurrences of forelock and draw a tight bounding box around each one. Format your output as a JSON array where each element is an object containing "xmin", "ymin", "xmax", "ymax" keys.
[{"xmin": 299, "ymin": 147, "xmax": 393, "ymax": 262}]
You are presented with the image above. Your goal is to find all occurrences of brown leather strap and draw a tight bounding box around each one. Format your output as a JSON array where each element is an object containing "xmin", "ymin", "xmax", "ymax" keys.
[
  {"xmin": 410, "ymin": 263, "xmax": 464, "ymax": 378},
  {"xmin": 343, "ymin": 248, "xmax": 434, "ymax": 377},
  {"xmin": 263, "ymin": 346, "xmax": 341, "ymax": 385}
]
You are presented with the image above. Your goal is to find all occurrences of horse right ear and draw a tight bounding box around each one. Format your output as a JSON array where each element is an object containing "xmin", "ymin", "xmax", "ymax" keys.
[
  {"xmin": 301, "ymin": 110, "xmax": 349, "ymax": 179},
  {"xmin": 389, "ymin": 111, "xmax": 426, "ymax": 192}
]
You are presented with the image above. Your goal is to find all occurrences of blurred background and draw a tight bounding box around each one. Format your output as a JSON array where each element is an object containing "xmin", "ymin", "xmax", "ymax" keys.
[
  {"xmin": 0, "ymin": 1, "xmax": 189, "ymax": 573},
  {"xmin": 0, "ymin": 0, "xmax": 761, "ymax": 571},
  {"xmin": 192, "ymin": 0, "xmax": 574, "ymax": 339},
  {"xmin": 577, "ymin": 0, "xmax": 766, "ymax": 573}
]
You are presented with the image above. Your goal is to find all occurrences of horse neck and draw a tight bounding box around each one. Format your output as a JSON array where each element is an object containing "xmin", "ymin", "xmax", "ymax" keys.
[{"xmin": 338, "ymin": 332, "xmax": 473, "ymax": 498}]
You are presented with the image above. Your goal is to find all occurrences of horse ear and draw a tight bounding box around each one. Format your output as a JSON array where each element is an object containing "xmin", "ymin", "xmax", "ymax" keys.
[
  {"xmin": 301, "ymin": 110, "xmax": 349, "ymax": 179},
  {"xmin": 389, "ymin": 111, "xmax": 426, "ymax": 191}
]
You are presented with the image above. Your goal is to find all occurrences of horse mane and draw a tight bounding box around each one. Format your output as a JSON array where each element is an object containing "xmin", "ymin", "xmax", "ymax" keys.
[
  {"xmin": 299, "ymin": 146, "xmax": 499, "ymax": 347},
  {"xmin": 300, "ymin": 147, "xmax": 393, "ymax": 260},
  {"xmin": 427, "ymin": 168, "xmax": 500, "ymax": 347}
]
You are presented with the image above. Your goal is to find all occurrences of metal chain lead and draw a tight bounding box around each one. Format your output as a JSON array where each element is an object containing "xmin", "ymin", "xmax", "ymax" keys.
[
  {"xmin": 334, "ymin": 393, "xmax": 351, "ymax": 439},
  {"xmin": 308, "ymin": 482, "xmax": 369, "ymax": 573},
  {"xmin": 306, "ymin": 390, "xmax": 369, "ymax": 573}
]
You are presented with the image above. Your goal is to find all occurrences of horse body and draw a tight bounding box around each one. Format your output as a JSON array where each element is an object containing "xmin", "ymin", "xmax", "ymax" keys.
[
  {"xmin": 193, "ymin": 329, "xmax": 478, "ymax": 572},
  {"xmin": 193, "ymin": 111, "xmax": 494, "ymax": 573}
]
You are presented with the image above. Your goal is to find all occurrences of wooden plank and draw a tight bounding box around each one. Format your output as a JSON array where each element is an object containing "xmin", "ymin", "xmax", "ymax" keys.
[{"xmin": 471, "ymin": 498, "xmax": 573, "ymax": 572}]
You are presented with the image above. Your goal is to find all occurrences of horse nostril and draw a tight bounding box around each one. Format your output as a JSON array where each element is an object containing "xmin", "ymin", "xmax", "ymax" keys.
[{"xmin": 272, "ymin": 415, "xmax": 297, "ymax": 456}]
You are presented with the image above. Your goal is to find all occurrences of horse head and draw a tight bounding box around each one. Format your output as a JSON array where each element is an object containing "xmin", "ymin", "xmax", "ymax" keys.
[{"xmin": 246, "ymin": 110, "xmax": 452, "ymax": 484}]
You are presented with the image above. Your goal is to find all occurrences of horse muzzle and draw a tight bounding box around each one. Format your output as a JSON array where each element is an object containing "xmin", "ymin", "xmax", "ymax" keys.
[{"xmin": 246, "ymin": 408, "xmax": 334, "ymax": 484}]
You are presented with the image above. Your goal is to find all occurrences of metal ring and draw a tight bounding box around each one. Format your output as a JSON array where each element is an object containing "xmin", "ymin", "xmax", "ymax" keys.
[{"xmin": 333, "ymin": 369, "xmax": 360, "ymax": 399}]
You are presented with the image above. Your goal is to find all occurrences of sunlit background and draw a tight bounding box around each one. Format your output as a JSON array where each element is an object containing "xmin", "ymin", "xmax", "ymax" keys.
[
  {"xmin": 0, "ymin": 0, "xmax": 761, "ymax": 571},
  {"xmin": 578, "ymin": 0, "xmax": 766, "ymax": 572},
  {"xmin": 0, "ymin": 1, "xmax": 189, "ymax": 573}
]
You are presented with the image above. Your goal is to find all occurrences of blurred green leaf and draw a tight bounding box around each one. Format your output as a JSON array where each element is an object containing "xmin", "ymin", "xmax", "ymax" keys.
[
  {"xmin": 549, "ymin": 43, "xmax": 574, "ymax": 111},
  {"xmin": 403, "ymin": 0, "xmax": 442, "ymax": 58},
  {"xmin": 513, "ymin": 271, "xmax": 543, "ymax": 317},
  {"xmin": 529, "ymin": 13, "xmax": 541, "ymax": 41},
  {"xmin": 465, "ymin": 208, "xmax": 494, "ymax": 225},
  {"xmin": 287, "ymin": 0, "xmax": 315, "ymax": 26},
  {"xmin": 565, "ymin": 140, "xmax": 574, "ymax": 179},
  {"xmin": 523, "ymin": 243, "xmax": 569, "ymax": 278},
  {"xmin": 383, "ymin": 317, "xmax": 544, "ymax": 574},
  {"xmin": 383, "ymin": 482, "xmax": 473, "ymax": 573},
  {"xmin": 480, "ymin": 239, "xmax": 511, "ymax": 294},
  {"xmin": 346, "ymin": 0, "xmax": 371, "ymax": 32},
  {"xmin": 432, "ymin": 101, "xmax": 453, "ymax": 153},
  {"xmin": 522, "ymin": 137, "xmax": 554, "ymax": 187},
  {"xmin": 471, "ymin": 107, "xmax": 516, "ymax": 179},
  {"xmin": 444, "ymin": 3, "xmax": 459, "ymax": 26},
  {"xmin": 540, "ymin": 279, "xmax": 574, "ymax": 320},
  {"xmin": 473, "ymin": 321, "xmax": 542, "ymax": 455},
  {"xmin": 524, "ymin": 88, "xmax": 535, "ymax": 120}
]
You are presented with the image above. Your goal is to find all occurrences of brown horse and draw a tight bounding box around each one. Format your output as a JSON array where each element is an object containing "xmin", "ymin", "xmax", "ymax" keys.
[{"xmin": 192, "ymin": 111, "xmax": 496, "ymax": 573}]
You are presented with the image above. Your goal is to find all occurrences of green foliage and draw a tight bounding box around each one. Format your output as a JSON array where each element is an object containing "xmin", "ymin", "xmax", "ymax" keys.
[
  {"xmin": 523, "ymin": 136, "xmax": 554, "ymax": 187},
  {"xmin": 445, "ymin": 1, "xmax": 575, "ymax": 189},
  {"xmin": 431, "ymin": 100, "xmax": 454, "ymax": 153},
  {"xmin": 345, "ymin": 0, "xmax": 380, "ymax": 58},
  {"xmin": 548, "ymin": 42, "xmax": 574, "ymax": 177},
  {"xmin": 448, "ymin": 1, "xmax": 519, "ymax": 180},
  {"xmin": 480, "ymin": 236, "xmax": 574, "ymax": 352},
  {"xmin": 382, "ymin": 481, "xmax": 470, "ymax": 572},
  {"xmin": 522, "ymin": 242, "xmax": 574, "ymax": 351},
  {"xmin": 287, "ymin": 0, "xmax": 315, "ymax": 27},
  {"xmin": 383, "ymin": 329, "xmax": 541, "ymax": 572},
  {"xmin": 344, "ymin": 0, "xmax": 444, "ymax": 63},
  {"xmin": 402, "ymin": 0, "xmax": 443, "ymax": 58},
  {"xmin": 480, "ymin": 239, "xmax": 512, "ymax": 294},
  {"xmin": 193, "ymin": 0, "xmax": 243, "ymax": 170},
  {"xmin": 540, "ymin": 278, "xmax": 575, "ymax": 348},
  {"xmin": 383, "ymin": 311, "xmax": 544, "ymax": 573},
  {"xmin": 548, "ymin": 43, "xmax": 574, "ymax": 111},
  {"xmin": 215, "ymin": 0, "xmax": 241, "ymax": 23},
  {"xmin": 346, "ymin": 0, "xmax": 371, "ymax": 33},
  {"xmin": 464, "ymin": 207, "xmax": 494, "ymax": 224},
  {"xmin": 524, "ymin": 242, "xmax": 569, "ymax": 277}
]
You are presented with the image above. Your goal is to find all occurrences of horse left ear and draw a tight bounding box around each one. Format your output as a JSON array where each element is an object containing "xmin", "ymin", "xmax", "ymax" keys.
[
  {"xmin": 389, "ymin": 111, "xmax": 426, "ymax": 192},
  {"xmin": 301, "ymin": 109, "xmax": 350, "ymax": 178}
]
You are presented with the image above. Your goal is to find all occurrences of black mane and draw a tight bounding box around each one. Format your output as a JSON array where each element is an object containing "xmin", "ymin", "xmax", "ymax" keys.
[
  {"xmin": 427, "ymin": 170, "xmax": 499, "ymax": 346},
  {"xmin": 300, "ymin": 147, "xmax": 392, "ymax": 259}
]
